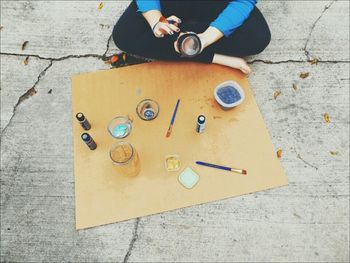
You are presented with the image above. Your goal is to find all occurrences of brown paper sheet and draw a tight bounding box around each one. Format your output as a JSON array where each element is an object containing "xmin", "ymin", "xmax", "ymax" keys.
[{"xmin": 72, "ymin": 62, "xmax": 288, "ymax": 229}]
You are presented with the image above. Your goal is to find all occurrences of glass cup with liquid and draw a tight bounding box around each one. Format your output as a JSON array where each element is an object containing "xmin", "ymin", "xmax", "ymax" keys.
[
  {"xmin": 136, "ymin": 99, "xmax": 160, "ymax": 121},
  {"xmin": 107, "ymin": 116, "xmax": 132, "ymax": 139},
  {"xmin": 109, "ymin": 142, "xmax": 141, "ymax": 177}
]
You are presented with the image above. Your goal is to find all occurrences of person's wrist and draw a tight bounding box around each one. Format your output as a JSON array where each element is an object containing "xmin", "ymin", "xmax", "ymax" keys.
[
  {"xmin": 198, "ymin": 32, "xmax": 211, "ymax": 49},
  {"xmin": 150, "ymin": 16, "xmax": 162, "ymax": 29},
  {"xmin": 198, "ymin": 26, "xmax": 223, "ymax": 49},
  {"xmin": 143, "ymin": 10, "xmax": 163, "ymax": 29}
]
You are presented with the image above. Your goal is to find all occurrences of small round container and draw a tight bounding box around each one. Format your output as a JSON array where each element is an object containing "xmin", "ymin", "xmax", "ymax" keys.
[
  {"xmin": 214, "ymin": 80, "xmax": 245, "ymax": 110},
  {"xmin": 177, "ymin": 32, "xmax": 201, "ymax": 58},
  {"xmin": 110, "ymin": 141, "xmax": 141, "ymax": 177},
  {"xmin": 136, "ymin": 99, "xmax": 160, "ymax": 121},
  {"xmin": 165, "ymin": 154, "xmax": 181, "ymax": 172},
  {"xmin": 107, "ymin": 116, "xmax": 132, "ymax": 139}
]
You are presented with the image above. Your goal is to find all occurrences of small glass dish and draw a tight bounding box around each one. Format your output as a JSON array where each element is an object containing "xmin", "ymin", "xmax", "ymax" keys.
[
  {"xmin": 107, "ymin": 116, "xmax": 132, "ymax": 139},
  {"xmin": 165, "ymin": 154, "xmax": 181, "ymax": 172},
  {"xmin": 178, "ymin": 167, "xmax": 199, "ymax": 189},
  {"xmin": 136, "ymin": 99, "xmax": 160, "ymax": 121}
]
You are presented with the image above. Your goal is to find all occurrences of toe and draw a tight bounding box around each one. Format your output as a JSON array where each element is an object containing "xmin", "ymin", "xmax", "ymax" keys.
[{"xmin": 240, "ymin": 65, "xmax": 251, "ymax": 75}]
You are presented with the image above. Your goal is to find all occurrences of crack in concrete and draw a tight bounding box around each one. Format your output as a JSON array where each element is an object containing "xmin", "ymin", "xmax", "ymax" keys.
[
  {"xmin": 123, "ymin": 218, "xmax": 141, "ymax": 263},
  {"xmin": 2, "ymin": 52, "xmax": 349, "ymax": 65},
  {"xmin": 303, "ymin": 0, "xmax": 337, "ymax": 61},
  {"xmin": 248, "ymin": 59, "xmax": 349, "ymax": 64},
  {"xmin": 102, "ymin": 34, "xmax": 113, "ymax": 58},
  {"xmin": 0, "ymin": 34, "xmax": 114, "ymax": 135},
  {"xmin": 0, "ymin": 34, "xmax": 113, "ymax": 61},
  {"xmin": 0, "ymin": 52, "xmax": 103, "ymax": 62},
  {"xmin": 297, "ymin": 154, "xmax": 319, "ymax": 170},
  {"xmin": 1, "ymin": 61, "xmax": 53, "ymax": 135}
]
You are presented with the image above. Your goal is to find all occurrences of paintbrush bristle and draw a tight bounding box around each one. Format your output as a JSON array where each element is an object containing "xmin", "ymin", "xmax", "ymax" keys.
[
  {"xmin": 242, "ymin": 170, "xmax": 247, "ymax": 175},
  {"xmin": 166, "ymin": 126, "xmax": 172, "ymax": 138}
]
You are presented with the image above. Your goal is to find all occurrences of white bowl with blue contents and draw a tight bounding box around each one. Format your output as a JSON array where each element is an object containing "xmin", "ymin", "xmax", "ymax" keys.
[{"xmin": 214, "ymin": 80, "xmax": 245, "ymax": 110}]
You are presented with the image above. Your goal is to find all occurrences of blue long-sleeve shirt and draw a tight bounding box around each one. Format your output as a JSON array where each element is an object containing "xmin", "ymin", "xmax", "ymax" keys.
[{"xmin": 135, "ymin": 0, "xmax": 257, "ymax": 37}]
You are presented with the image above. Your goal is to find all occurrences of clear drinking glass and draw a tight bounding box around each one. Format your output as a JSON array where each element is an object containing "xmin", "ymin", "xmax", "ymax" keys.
[
  {"xmin": 107, "ymin": 116, "xmax": 132, "ymax": 139},
  {"xmin": 136, "ymin": 99, "xmax": 160, "ymax": 121},
  {"xmin": 109, "ymin": 142, "xmax": 141, "ymax": 177}
]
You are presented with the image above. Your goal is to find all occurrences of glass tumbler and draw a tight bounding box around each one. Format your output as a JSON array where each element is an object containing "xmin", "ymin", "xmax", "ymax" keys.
[
  {"xmin": 108, "ymin": 116, "xmax": 132, "ymax": 139},
  {"xmin": 136, "ymin": 99, "xmax": 160, "ymax": 121},
  {"xmin": 109, "ymin": 142, "xmax": 141, "ymax": 177}
]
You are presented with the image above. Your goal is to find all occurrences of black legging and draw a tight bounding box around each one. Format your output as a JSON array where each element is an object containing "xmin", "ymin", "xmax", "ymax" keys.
[{"xmin": 113, "ymin": 1, "xmax": 271, "ymax": 63}]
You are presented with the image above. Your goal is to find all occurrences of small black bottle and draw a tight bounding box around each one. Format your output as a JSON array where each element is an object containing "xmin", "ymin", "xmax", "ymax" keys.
[
  {"xmin": 196, "ymin": 115, "xmax": 206, "ymax": 133},
  {"xmin": 76, "ymin": 112, "xmax": 91, "ymax": 130},
  {"xmin": 81, "ymin": 133, "xmax": 97, "ymax": 150}
]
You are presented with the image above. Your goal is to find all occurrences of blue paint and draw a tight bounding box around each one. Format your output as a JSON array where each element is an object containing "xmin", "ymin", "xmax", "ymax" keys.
[
  {"xmin": 217, "ymin": 86, "xmax": 241, "ymax": 104},
  {"xmin": 113, "ymin": 124, "xmax": 128, "ymax": 138},
  {"xmin": 143, "ymin": 109, "xmax": 155, "ymax": 120}
]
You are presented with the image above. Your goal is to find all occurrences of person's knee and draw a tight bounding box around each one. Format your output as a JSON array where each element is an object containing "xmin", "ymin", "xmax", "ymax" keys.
[
  {"xmin": 255, "ymin": 25, "xmax": 271, "ymax": 54},
  {"xmin": 112, "ymin": 22, "xmax": 130, "ymax": 52}
]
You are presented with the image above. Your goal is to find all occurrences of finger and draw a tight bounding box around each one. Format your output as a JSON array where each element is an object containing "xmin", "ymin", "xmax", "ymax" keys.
[
  {"xmin": 159, "ymin": 27, "xmax": 169, "ymax": 36},
  {"xmin": 154, "ymin": 25, "xmax": 168, "ymax": 37},
  {"xmin": 173, "ymin": 41, "xmax": 180, "ymax": 53},
  {"xmin": 167, "ymin": 23, "xmax": 180, "ymax": 33},
  {"xmin": 167, "ymin": 21, "xmax": 178, "ymax": 27},
  {"xmin": 154, "ymin": 29, "xmax": 164, "ymax": 38},
  {"xmin": 167, "ymin": 15, "xmax": 182, "ymax": 24},
  {"xmin": 159, "ymin": 24, "xmax": 174, "ymax": 35}
]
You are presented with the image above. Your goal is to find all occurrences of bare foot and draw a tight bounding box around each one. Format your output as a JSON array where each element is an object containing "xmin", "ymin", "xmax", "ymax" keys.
[{"xmin": 212, "ymin": 54, "xmax": 251, "ymax": 74}]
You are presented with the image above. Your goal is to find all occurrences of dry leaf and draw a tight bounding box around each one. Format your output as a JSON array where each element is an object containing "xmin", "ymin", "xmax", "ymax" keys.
[
  {"xmin": 98, "ymin": 2, "xmax": 103, "ymax": 9},
  {"xmin": 330, "ymin": 151, "xmax": 338, "ymax": 155},
  {"xmin": 21, "ymin": 41, "xmax": 29, "ymax": 51},
  {"xmin": 309, "ymin": 58, "xmax": 319, "ymax": 65},
  {"xmin": 23, "ymin": 56, "xmax": 29, "ymax": 65},
  {"xmin": 292, "ymin": 84, "xmax": 298, "ymax": 90},
  {"xmin": 274, "ymin": 90, "xmax": 281, "ymax": 99},
  {"xmin": 99, "ymin": 24, "xmax": 110, "ymax": 29},
  {"xmin": 276, "ymin": 149, "xmax": 283, "ymax": 158},
  {"xmin": 293, "ymin": 212, "xmax": 301, "ymax": 219},
  {"xmin": 323, "ymin": 113, "xmax": 331, "ymax": 123},
  {"xmin": 299, "ymin": 72, "xmax": 309, "ymax": 79}
]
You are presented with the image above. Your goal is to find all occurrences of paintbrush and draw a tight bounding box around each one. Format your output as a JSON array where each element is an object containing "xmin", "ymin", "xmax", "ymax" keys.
[
  {"xmin": 195, "ymin": 161, "xmax": 247, "ymax": 175},
  {"xmin": 166, "ymin": 99, "xmax": 180, "ymax": 138}
]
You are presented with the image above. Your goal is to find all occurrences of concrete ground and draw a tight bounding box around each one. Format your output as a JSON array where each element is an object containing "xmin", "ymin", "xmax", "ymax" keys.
[{"xmin": 0, "ymin": 0, "xmax": 349, "ymax": 262}]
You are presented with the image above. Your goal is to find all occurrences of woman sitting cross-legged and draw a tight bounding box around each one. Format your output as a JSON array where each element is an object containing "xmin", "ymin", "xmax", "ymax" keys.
[{"xmin": 113, "ymin": 0, "xmax": 271, "ymax": 74}]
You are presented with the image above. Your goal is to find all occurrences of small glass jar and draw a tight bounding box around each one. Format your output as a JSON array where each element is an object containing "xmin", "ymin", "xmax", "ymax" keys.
[
  {"xmin": 165, "ymin": 154, "xmax": 181, "ymax": 172},
  {"xmin": 107, "ymin": 116, "xmax": 132, "ymax": 139},
  {"xmin": 136, "ymin": 99, "xmax": 160, "ymax": 121},
  {"xmin": 109, "ymin": 142, "xmax": 141, "ymax": 177}
]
